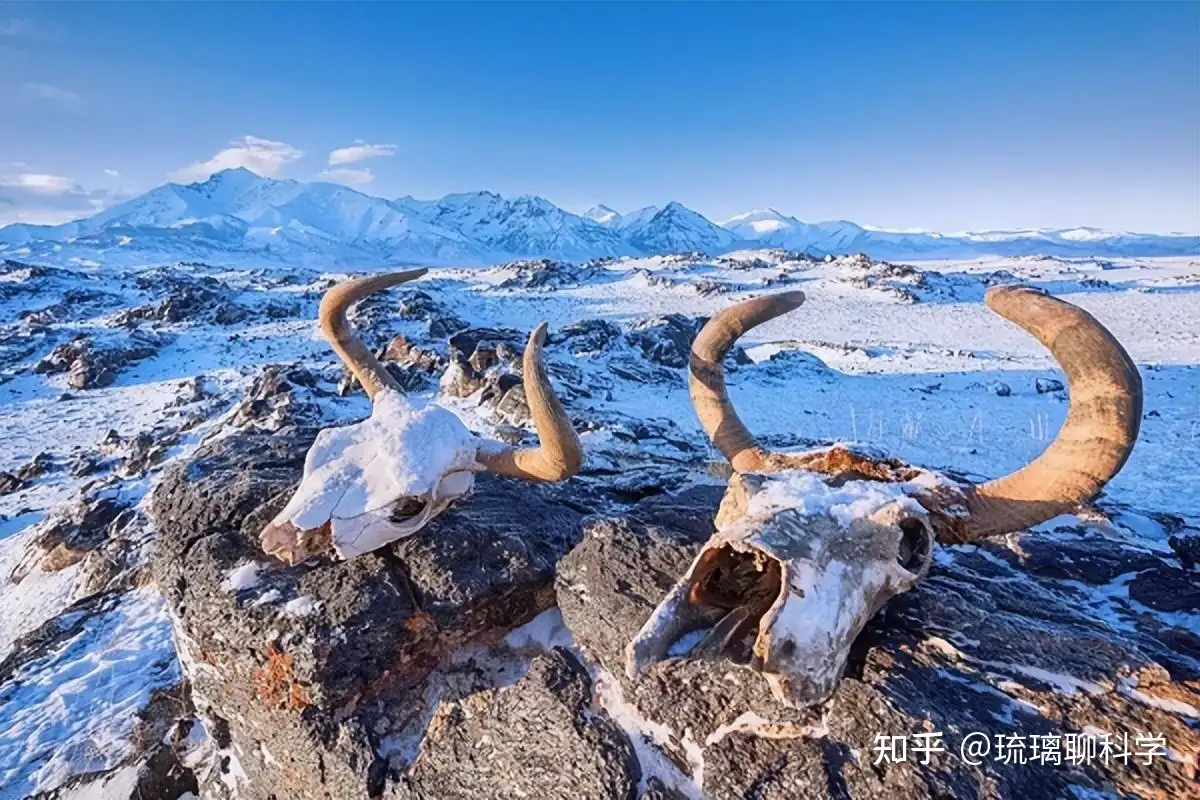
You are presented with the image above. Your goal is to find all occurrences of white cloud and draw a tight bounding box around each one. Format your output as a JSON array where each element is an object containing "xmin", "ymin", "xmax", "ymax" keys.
[
  {"xmin": 0, "ymin": 18, "xmax": 56, "ymax": 42},
  {"xmin": 0, "ymin": 170, "xmax": 127, "ymax": 226},
  {"xmin": 317, "ymin": 168, "xmax": 375, "ymax": 187},
  {"xmin": 328, "ymin": 140, "xmax": 397, "ymax": 166},
  {"xmin": 169, "ymin": 136, "xmax": 303, "ymax": 183},
  {"xmin": 104, "ymin": 169, "xmax": 120, "ymax": 178},
  {"xmin": 19, "ymin": 82, "xmax": 82, "ymax": 110},
  {"xmin": 0, "ymin": 173, "xmax": 75, "ymax": 195}
]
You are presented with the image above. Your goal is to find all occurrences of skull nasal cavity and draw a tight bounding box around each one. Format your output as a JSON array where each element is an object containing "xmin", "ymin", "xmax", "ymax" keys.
[
  {"xmin": 897, "ymin": 517, "xmax": 931, "ymax": 572},
  {"xmin": 689, "ymin": 546, "xmax": 782, "ymax": 612}
]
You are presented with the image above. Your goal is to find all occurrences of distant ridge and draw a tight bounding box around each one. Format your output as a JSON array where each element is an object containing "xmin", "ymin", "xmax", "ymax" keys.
[{"xmin": 1, "ymin": 167, "xmax": 1195, "ymax": 268}]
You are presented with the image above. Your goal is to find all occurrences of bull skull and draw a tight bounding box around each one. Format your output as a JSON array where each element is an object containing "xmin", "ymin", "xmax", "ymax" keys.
[
  {"xmin": 260, "ymin": 269, "xmax": 582, "ymax": 564},
  {"xmin": 628, "ymin": 286, "xmax": 1142, "ymax": 707}
]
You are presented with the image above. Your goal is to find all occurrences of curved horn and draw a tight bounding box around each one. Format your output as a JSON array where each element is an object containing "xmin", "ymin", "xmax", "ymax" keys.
[
  {"xmin": 318, "ymin": 269, "xmax": 428, "ymax": 401},
  {"xmin": 956, "ymin": 285, "xmax": 1142, "ymax": 540},
  {"xmin": 689, "ymin": 291, "xmax": 806, "ymax": 473},
  {"xmin": 476, "ymin": 322, "xmax": 583, "ymax": 481}
]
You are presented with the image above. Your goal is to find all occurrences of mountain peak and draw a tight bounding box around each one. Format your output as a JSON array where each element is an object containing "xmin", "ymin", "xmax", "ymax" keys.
[
  {"xmin": 584, "ymin": 204, "xmax": 620, "ymax": 225},
  {"xmin": 624, "ymin": 201, "xmax": 740, "ymax": 254},
  {"xmin": 2, "ymin": 174, "xmax": 1194, "ymax": 266},
  {"xmin": 190, "ymin": 166, "xmax": 264, "ymax": 186}
]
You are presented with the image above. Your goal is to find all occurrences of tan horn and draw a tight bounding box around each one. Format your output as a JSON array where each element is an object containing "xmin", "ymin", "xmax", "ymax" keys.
[
  {"xmin": 318, "ymin": 269, "xmax": 428, "ymax": 400},
  {"xmin": 475, "ymin": 323, "xmax": 583, "ymax": 482},
  {"xmin": 689, "ymin": 291, "xmax": 806, "ymax": 474},
  {"xmin": 952, "ymin": 285, "xmax": 1142, "ymax": 540}
]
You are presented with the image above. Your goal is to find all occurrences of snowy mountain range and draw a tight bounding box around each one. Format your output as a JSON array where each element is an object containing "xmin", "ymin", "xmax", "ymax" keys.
[{"xmin": 0, "ymin": 168, "xmax": 1195, "ymax": 268}]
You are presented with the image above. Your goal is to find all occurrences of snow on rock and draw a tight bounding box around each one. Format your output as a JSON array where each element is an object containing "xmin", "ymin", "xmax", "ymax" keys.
[
  {"xmin": 220, "ymin": 561, "xmax": 261, "ymax": 592},
  {"xmin": 282, "ymin": 595, "xmax": 318, "ymax": 617},
  {"xmin": 0, "ymin": 588, "xmax": 180, "ymax": 798}
]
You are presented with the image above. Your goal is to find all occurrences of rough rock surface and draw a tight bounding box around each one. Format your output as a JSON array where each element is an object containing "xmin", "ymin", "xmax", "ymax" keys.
[
  {"xmin": 34, "ymin": 331, "xmax": 166, "ymax": 389},
  {"xmin": 495, "ymin": 259, "xmax": 601, "ymax": 291},
  {"xmin": 625, "ymin": 314, "xmax": 707, "ymax": 369},
  {"xmin": 557, "ymin": 489, "xmax": 1200, "ymax": 800},
  {"xmin": 9, "ymin": 484, "xmax": 133, "ymax": 581},
  {"xmin": 395, "ymin": 649, "xmax": 640, "ymax": 800},
  {"xmin": 150, "ymin": 425, "xmax": 594, "ymax": 800}
]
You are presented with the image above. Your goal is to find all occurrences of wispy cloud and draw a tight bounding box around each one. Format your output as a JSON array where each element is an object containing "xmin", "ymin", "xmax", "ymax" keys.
[
  {"xmin": 328, "ymin": 140, "xmax": 397, "ymax": 166},
  {"xmin": 169, "ymin": 136, "xmax": 303, "ymax": 183},
  {"xmin": 0, "ymin": 169, "xmax": 127, "ymax": 226},
  {"xmin": 0, "ymin": 18, "xmax": 58, "ymax": 43},
  {"xmin": 104, "ymin": 169, "xmax": 120, "ymax": 178},
  {"xmin": 0, "ymin": 173, "xmax": 75, "ymax": 194},
  {"xmin": 19, "ymin": 82, "xmax": 82, "ymax": 111},
  {"xmin": 317, "ymin": 167, "xmax": 375, "ymax": 187}
]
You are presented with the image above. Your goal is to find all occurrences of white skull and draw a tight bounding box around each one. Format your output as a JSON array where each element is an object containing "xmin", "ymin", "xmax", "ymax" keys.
[
  {"xmin": 259, "ymin": 270, "xmax": 584, "ymax": 564},
  {"xmin": 261, "ymin": 389, "xmax": 483, "ymax": 563}
]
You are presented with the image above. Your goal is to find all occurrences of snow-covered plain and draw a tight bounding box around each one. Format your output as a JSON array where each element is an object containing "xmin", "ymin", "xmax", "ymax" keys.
[{"xmin": 0, "ymin": 245, "xmax": 1197, "ymax": 795}]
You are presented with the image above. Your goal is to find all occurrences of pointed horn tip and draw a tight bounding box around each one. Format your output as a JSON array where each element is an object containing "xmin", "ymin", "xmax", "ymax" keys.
[
  {"xmin": 392, "ymin": 266, "xmax": 429, "ymax": 281},
  {"xmin": 528, "ymin": 321, "xmax": 549, "ymax": 347},
  {"xmin": 778, "ymin": 289, "xmax": 807, "ymax": 307},
  {"xmin": 984, "ymin": 284, "xmax": 1050, "ymax": 310}
]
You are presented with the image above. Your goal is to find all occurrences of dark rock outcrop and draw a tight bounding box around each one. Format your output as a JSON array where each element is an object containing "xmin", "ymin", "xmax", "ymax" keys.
[
  {"xmin": 9, "ymin": 486, "xmax": 133, "ymax": 582},
  {"xmin": 625, "ymin": 315, "xmax": 707, "ymax": 369},
  {"xmin": 396, "ymin": 649, "xmax": 640, "ymax": 800},
  {"xmin": 34, "ymin": 331, "xmax": 166, "ymax": 390},
  {"xmin": 150, "ymin": 426, "xmax": 592, "ymax": 800},
  {"xmin": 557, "ymin": 491, "xmax": 1200, "ymax": 800},
  {"xmin": 145, "ymin": 435, "xmax": 1198, "ymax": 800}
]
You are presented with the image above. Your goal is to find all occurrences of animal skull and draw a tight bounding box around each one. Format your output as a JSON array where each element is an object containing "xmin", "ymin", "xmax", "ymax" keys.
[
  {"xmin": 628, "ymin": 286, "xmax": 1142, "ymax": 708},
  {"xmin": 260, "ymin": 269, "xmax": 582, "ymax": 565}
]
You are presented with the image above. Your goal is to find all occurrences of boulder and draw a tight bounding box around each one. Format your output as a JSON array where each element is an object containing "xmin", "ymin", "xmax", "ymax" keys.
[
  {"xmin": 34, "ymin": 332, "xmax": 165, "ymax": 390},
  {"xmin": 625, "ymin": 315, "xmax": 707, "ymax": 369},
  {"xmin": 149, "ymin": 426, "xmax": 593, "ymax": 800},
  {"xmin": 9, "ymin": 485, "xmax": 133, "ymax": 582},
  {"xmin": 1036, "ymin": 377, "xmax": 1066, "ymax": 394},
  {"xmin": 556, "ymin": 489, "xmax": 1200, "ymax": 800},
  {"xmin": 550, "ymin": 319, "xmax": 623, "ymax": 356},
  {"xmin": 495, "ymin": 259, "xmax": 601, "ymax": 291}
]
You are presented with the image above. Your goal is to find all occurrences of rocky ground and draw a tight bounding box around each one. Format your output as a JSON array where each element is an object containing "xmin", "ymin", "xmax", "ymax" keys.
[{"xmin": 0, "ymin": 251, "xmax": 1197, "ymax": 798}]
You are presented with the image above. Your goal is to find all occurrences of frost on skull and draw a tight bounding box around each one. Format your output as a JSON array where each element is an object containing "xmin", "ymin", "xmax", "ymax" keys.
[
  {"xmin": 259, "ymin": 269, "xmax": 582, "ymax": 565},
  {"xmin": 261, "ymin": 390, "xmax": 481, "ymax": 562},
  {"xmin": 627, "ymin": 471, "xmax": 935, "ymax": 707}
]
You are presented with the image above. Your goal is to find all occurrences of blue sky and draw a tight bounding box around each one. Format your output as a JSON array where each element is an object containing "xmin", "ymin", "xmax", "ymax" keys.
[{"xmin": 1, "ymin": 2, "xmax": 1197, "ymax": 232}]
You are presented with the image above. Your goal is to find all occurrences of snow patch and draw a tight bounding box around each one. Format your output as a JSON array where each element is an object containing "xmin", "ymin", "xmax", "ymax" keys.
[
  {"xmin": 0, "ymin": 588, "xmax": 180, "ymax": 797},
  {"xmin": 283, "ymin": 595, "xmax": 319, "ymax": 617},
  {"xmin": 221, "ymin": 561, "xmax": 261, "ymax": 592}
]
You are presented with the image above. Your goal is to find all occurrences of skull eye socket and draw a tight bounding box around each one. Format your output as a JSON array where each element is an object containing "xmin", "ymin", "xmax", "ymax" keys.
[{"xmin": 896, "ymin": 517, "xmax": 932, "ymax": 574}]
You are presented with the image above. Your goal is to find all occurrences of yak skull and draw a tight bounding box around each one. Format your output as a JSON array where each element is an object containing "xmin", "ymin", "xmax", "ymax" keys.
[
  {"xmin": 628, "ymin": 286, "xmax": 1142, "ymax": 708},
  {"xmin": 260, "ymin": 268, "xmax": 582, "ymax": 565}
]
